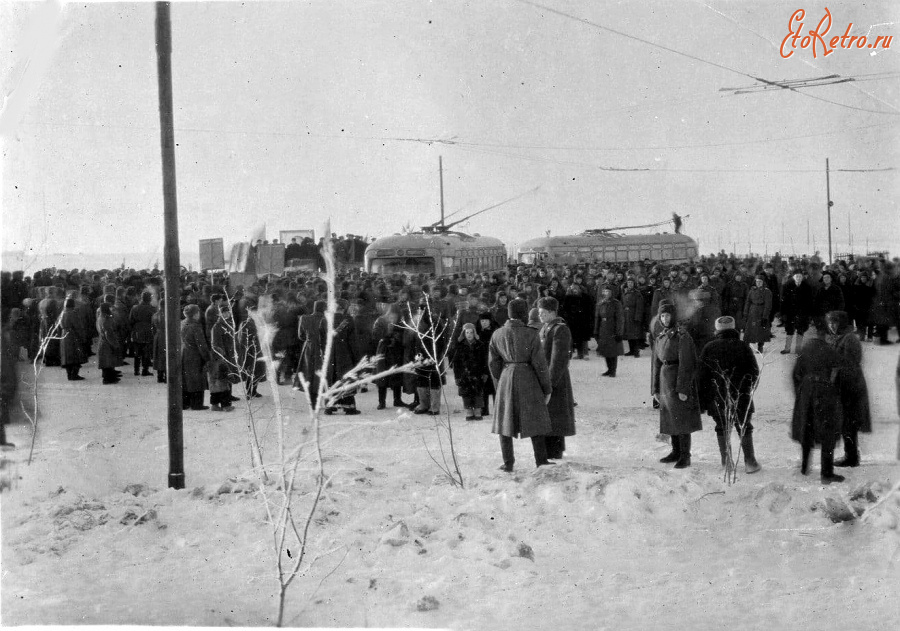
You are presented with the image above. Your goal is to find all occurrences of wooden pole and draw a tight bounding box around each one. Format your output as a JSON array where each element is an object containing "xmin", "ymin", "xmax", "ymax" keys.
[
  {"xmin": 155, "ymin": 1, "xmax": 184, "ymax": 490},
  {"xmin": 826, "ymin": 158, "xmax": 833, "ymax": 264},
  {"xmin": 438, "ymin": 155, "xmax": 445, "ymax": 227}
]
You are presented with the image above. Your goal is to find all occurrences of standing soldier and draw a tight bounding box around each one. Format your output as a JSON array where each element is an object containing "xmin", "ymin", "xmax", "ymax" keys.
[
  {"xmin": 594, "ymin": 286, "xmax": 624, "ymax": 377},
  {"xmin": 129, "ymin": 291, "xmax": 156, "ymax": 377},
  {"xmin": 743, "ymin": 274, "xmax": 773, "ymax": 353},
  {"xmin": 489, "ymin": 298, "xmax": 553, "ymax": 472},
  {"xmin": 652, "ymin": 302, "xmax": 702, "ymax": 469},
  {"xmin": 296, "ymin": 301, "xmax": 327, "ymax": 406},
  {"xmin": 825, "ymin": 311, "xmax": 871, "ymax": 468},
  {"xmin": 722, "ymin": 271, "xmax": 749, "ymax": 332},
  {"xmin": 780, "ymin": 270, "xmax": 813, "ymax": 354},
  {"xmin": 537, "ymin": 297, "xmax": 575, "ymax": 460},
  {"xmin": 621, "ymin": 278, "xmax": 645, "ymax": 357},
  {"xmin": 322, "ymin": 299, "xmax": 361, "ymax": 415}
]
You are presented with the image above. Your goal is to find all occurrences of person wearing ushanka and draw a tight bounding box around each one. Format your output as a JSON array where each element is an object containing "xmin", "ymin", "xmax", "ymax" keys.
[
  {"xmin": 697, "ymin": 316, "xmax": 761, "ymax": 475},
  {"xmin": 825, "ymin": 310, "xmax": 872, "ymax": 468},
  {"xmin": 537, "ymin": 297, "xmax": 576, "ymax": 460},
  {"xmin": 652, "ymin": 302, "xmax": 702, "ymax": 469},
  {"xmin": 489, "ymin": 298, "xmax": 554, "ymax": 472}
]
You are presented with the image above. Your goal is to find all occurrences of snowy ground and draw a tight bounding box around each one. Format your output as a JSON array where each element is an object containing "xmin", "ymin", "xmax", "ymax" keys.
[{"xmin": 2, "ymin": 327, "xmax": 900, "ymax": 629}]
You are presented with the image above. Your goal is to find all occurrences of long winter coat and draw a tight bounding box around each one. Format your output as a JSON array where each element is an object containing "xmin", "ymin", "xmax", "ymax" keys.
[
  {"xmin": 413, "ymin": 310, "xmax": 448, "ymax": 388},
  {"xmin": 723, "ymin": 280, "xmax": 749, "ymax": 329},
  {"xmin": 696, "ymin": 329, "xmax": 759, "ymax": 424},
  {"xmin": 488, "ymin": 320, "xmax": 552, "ymax": 439},
  {"xmin": 620, "ymin": 287, "xmax": 645, "ymax": 340},
  {"xmin": 59, "ymin": 308, "xmax": 86, "ymax": 367},
  {"xmin": 372, "ymin": 315, "xmax": 405, "ymax": 389},
  {"xmin": 650, "ymin": 287, "xmax": 675, "ymax": 321},
  {"xmin": 181, "ymin": 319, "xmax": 210, "ymax": 393},
  {"xmin": 561, "ymin": 292, "xmax": 594, "ymax": 346},
  {"xmin": 129, "ymin": 302, "xmax": 156, "ymax": 344},
  {"xmin": 539, "ymin": 317, "xmax": 576, "ymax": 437},
  {"xmin": 686, "ymin": 286, "xmax": 721, "ymax": 354},
  {"xmin": 96, "ymin": 314, "xmax": 121, "ymax": 370},
  {"xmin": 652, "ymin": 325, "xmax": 702, "ymax": 435},
  {"xmin": 452, "ymin": 338, "xmax": 487, "ymax": 402},
  {"xmin": 870, "ymin": 273, "xmax": 899, "ymax": 327},
  {"xmin": 476, "ymin": 318, "xmax": 498, "ymax": 397},
  {"xmin": 297, "ymin": 312, "xmax": 325, "ymax": 392},
  {"xmin": 829, "ymin": 316, "xmax": 872, "ymax": 434},
  {"xmin": 38, "ymin": 297, "xmax": 61, "ymax": 365},
  {"xmin": 791, "ymin": 336, "xmax": 844, "ymax": 445},
  {"xmin": 323, "ymin": 312, "xmax": 357, "ymax": 385},
  {"xmin": 743, "ymin": 286, "xmax": 773, "ymax": 343},
  {"xmin": 813, "ymin": 283, "xmax": 845, "ymax": 319},
  {"xmin": 151, "ymin": 309, "xmax": 167, "ymax": 372},
  {"xmin": 208, "ymin": 319, "xmax": 235, "ymax": 394},
  {"xmin": 781, "ymin": 278, "xmax": 813, "ymax": 330},
  {"xmin": 594, "ymin": 297, "xmax": 624, "ymax": 358}
]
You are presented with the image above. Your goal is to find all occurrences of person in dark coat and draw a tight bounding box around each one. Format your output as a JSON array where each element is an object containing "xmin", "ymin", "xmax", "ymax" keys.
[
  {"xmin": 129, "ymin": 291, "xmax": 156, "ymax": 377},
  {"xmin": 722, "ymin": 272, "xmax": 749, "ymax": 331},
  {"xmin": 208, "ymin": 303, "xmax": 236, "ymax": 412},
  {"xmin": 812, "ymin": 270, "xmax": 845, "ymax": 332},
  {"xmin": 780, "ymin": 271, "xmax": 813, "ymax": 354},
  {"xmin": 849, "ymin": 270, "xmax": 875, "ymax": 340},
  {"xmin": 452, "ymin": 323, "xmax": 488, "ymax": 420},
  {"xmin": 151, "ymin": 303, "xmax": 167, "ymax": 383},
  {"xmin": 476, "ymin": 311, "xmax": 498, "ymax": 416},
  {"xmin": 1, "ymin": 314, "xmax": 19, "ymax": 447},
  {"xmin": 489, "ymin": 298, "xmax": 553, "ymax": 472},
  {"xmin": 697, "ymin": 316, "xmax": 761, "ymax": 475},
  {"xmin": 621, "ymin": 279, "xmax": 645, "ymax": 357},
  {"xmin": 96, "ymin": 303, "xmax": 122, "ymax": 384},
  {"xmin": 537, "ymin": 297, "xmax": 575, "ymax": 460},
  {"xmin": 743, "ymin": 275, "xmax": 773, "ymax": 352},
  {"xmin": 412, "ymin": 300, "xmax": 449, "ymax": 415},
  {"xmin": 491, "ymin": 292, "xmax": 510, "ymax": 328},
  {"xmin": 871, "ymin": 264, "xmax": 899, "ymax": 345},
  {"xmin": 59, "ymin": 298, "xmax": 86, "ymax": 381},
  {"xmin": 181, "ymin": 304, "xmax": 210, "ymax": 410},
  {"xmin": 593, "ymin": 287, "xmax": 624, "ymax": 377},
  {"xmin": 560, "ymin": 284, "xmax": 593, "ymax": 360},
  {"xmin": 38, "ymin": 287, "xmax": 62, "ymax": 367},
  {"xmin": 685, "ymin": 282, "xmax": 720, "ymax": 356},
  {"xmin": 372, "ymin": 303, "xmax": 407, "ymax": 409},
  {"xmin": 652, "ymin": 302, "xmax": 702, "ymax": 469},
  {"xmin": 296, "ymin": 300, "xmax": 326, "ymax": 405},
  {"xmin": 826, "ymin": 310, "xmax": 872, "ymax": 468},
  {"xmin": 650, "ymin": 277, "xmax": 675, "ymax": 325},
  {"xmin": 322, "ymin": 299, "xmax": 360, "ymax": 415},
  {"xmin": 791, "ymin": 328, "xmax": 846, "ymax": 483}
]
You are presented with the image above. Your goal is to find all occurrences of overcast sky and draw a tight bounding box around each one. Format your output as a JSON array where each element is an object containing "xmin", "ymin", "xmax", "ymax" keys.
[{"xmin": 2, "ymin": 0, "xmax": 899, "ymax": 265}]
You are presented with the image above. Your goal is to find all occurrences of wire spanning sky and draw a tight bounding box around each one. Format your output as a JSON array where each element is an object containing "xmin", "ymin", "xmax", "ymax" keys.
[{"xmin": 2, "ymin": 0, "xmax": 899, "ymax": 266}]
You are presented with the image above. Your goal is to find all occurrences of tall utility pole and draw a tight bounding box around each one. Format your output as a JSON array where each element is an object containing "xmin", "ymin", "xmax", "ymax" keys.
[
  {"xmin": 826, "ymin": 158, "xmax": 834, "ymax": 264},
  {"xmin": 438, "ymin": 155, "xmax": 445, "ymax": 226},
  {"xmin": 155, "ymin": 1, "xmax": 184, "ymax": 490}
]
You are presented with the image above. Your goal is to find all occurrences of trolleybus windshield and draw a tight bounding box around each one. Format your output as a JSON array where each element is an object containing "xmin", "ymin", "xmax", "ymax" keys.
[{"xmin": 369, "ymin": 257, "xmax": 436, "ymax": 275}]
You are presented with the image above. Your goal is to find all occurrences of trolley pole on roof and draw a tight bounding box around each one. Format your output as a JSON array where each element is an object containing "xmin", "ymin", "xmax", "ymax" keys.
[
  {"xmin": 155, "ymin": 1, "xmax": 184, "ymax": 490},
  {"xmin": 826, "ymin": 158, "xmax": 833, "ymax": 264}
]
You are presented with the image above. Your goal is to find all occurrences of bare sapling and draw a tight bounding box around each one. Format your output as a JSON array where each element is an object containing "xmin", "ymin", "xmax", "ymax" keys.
[
  {"xmin": 398, "ymin": 296, "xmax": 464, "ymax": 488},
  {"xmin": 236, "ymin": 237, "xmax": 420, "ymax": 627},
  {"xmin": 713, "ymin": 346, "xmax": 776, "ymax": 485},
  {"xmin": 20, "ymin": 310, "xmax": 65, "ymax": 465}
]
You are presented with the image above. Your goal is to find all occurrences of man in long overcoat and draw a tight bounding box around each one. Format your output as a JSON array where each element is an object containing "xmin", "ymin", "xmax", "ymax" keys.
[
  {"xmin": 296, "ymin": 300, "xmax": 326, "ymax": 405},
  {"xmin": 780, "ymin": 271, "xmax": 813, "ymax": 354},
  {"xmin": 129, "ymin": 291, "xmax": 156, "ymax": 377},
  {"xmin": 322, "ymin": 299, "xmax": 360, "ymax": 415},
  {"xmin": 652, "ymin": 302, "xmax": 702, "ymax": 468},
  {"xmin": 791, "ymin": 328, "xmax": 846, "ymax": 484},
  {"xmin": 621, "ymin": 279, "xmax": 645, "ymax": 357},
  {"xmin": 697, "ymin": 316, "xmax": 761, "ymax": 474},
  {"xmin": 489, "ymin": 298, "xmax": 553, "ymax": 471},
  {"xmin": 181, "ymin": 304, "xmax": 210, "ymax": 411},
  {"xmin": 826, "ymin": 310, "xmax": 871, "ymax": 468},
  {"xmin": 743, "ymin": 275, "xmax": 773, "ymax": 352},
  {"xmin": 537, "ymin": 297, "xmax": 575, "ymax": 460},
  {"xmin": 594, "ymin": 287, "xmax": 624, "ymax": 377}
]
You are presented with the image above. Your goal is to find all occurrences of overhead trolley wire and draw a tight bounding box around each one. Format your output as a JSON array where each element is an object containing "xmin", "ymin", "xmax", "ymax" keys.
[{"xmin": 511, "ymin": 0, "xmax": 900, "ymax": 116}]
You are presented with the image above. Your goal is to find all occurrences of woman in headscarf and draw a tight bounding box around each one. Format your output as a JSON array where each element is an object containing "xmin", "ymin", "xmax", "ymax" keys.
[{"xmin": 452, "ymin": 323, "xmax": 487, "ymax": 421}]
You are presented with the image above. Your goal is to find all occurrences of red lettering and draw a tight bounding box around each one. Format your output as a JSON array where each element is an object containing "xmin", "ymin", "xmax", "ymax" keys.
[
  {"xmin": 809, "ymin": 8, "xmax": 833, "ymax": 57},
  {"xmin": 830, "ymin": 35, "xmax": 840, "ymax": 48},
  {"xmin": 840, "ymin": 23, "xmax": 853, "ymax": 48},
  {"xmin": 780, "ymin": 10, "xmax": 806, "ymax": 58},
  {"xmin": 882, "ymin": 35, "xmax": 893, "ymax": 48}
]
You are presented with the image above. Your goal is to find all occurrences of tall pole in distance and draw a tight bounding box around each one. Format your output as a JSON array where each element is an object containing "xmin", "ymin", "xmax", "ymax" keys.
[
  {"xmin": 438, "ymin": 155, "xmax": 445, "ymax": 227},
  {"xmin": 155, "ymin": 1, "xmax": 184, "ymax": 490},
  {"xmin": 826, "ymin": 158, "xmax": 833, "ymax": 264}
]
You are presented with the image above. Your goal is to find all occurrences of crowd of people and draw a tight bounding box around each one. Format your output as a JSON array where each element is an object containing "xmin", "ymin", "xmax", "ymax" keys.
[{"xmin": 1, "ymin": 250, "xmax": 899, "ymax": 478}]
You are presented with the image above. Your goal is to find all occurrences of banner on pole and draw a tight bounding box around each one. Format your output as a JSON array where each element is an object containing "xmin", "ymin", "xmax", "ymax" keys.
[{"xmin": 199, "ymin": 238, "xmax": 225, "ymax": 270}]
